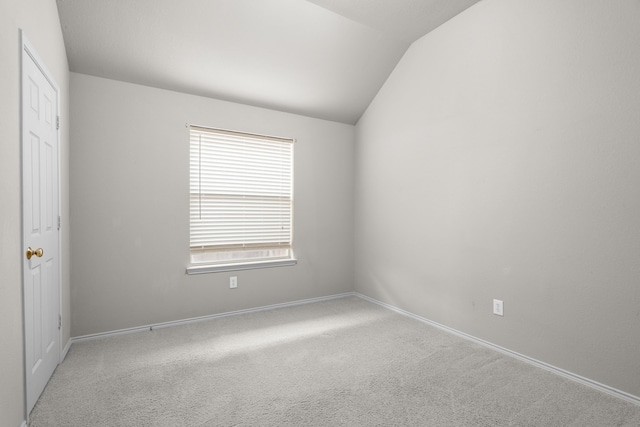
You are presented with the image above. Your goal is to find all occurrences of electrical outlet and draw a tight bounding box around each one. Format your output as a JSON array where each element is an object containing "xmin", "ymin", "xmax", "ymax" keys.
[
  {"xmin": 230, "ymin": 276, "xmax": 237, "ymax": 289},
  {"xmin": 493, "ymin": 299, "xmax": 504, "ymax": 316}
]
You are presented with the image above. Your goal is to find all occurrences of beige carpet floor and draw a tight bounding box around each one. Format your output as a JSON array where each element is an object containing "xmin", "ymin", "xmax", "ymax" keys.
[{"xmin": 29, "ymin": 296, "xmax": 640, "ymax": 426}]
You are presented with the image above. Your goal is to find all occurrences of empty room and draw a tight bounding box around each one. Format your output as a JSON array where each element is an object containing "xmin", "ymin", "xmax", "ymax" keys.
[{"xmin": 1, "ymin": 0, "xmax": 640, "ymax": 425}]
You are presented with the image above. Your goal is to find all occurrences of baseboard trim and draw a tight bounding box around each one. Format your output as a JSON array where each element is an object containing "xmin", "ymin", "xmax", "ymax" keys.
[
  {"xmin": 61, "ymin": 338, "xmax": 72, "ymax": 361},
  {"xmin": 72, "ymin": 292, "xmax": 357, "ymax": 343},
  {"xmin": 20, "ymin": 421, "xmax": 27, "ymax": 427},
  {"xmin": 355, "ymin": 292, "xmax": 640, "ymax": 407}
]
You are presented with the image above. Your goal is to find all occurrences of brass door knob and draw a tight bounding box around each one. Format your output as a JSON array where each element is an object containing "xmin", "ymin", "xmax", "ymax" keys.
[{"xmin": 26, "ymin": 247, "xmax": 44, "ymax": 260}]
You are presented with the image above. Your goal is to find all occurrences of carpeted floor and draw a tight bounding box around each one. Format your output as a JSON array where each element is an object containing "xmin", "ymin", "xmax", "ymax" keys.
[{"xmin": 30, "ymin": 296, "xmax": 640, "ymax": 426}]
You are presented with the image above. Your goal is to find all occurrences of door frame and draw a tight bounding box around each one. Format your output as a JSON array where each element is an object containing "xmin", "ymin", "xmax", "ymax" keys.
[{"xmin": 20, "ymin": 29, "xmax": 63, "ymax": 416}]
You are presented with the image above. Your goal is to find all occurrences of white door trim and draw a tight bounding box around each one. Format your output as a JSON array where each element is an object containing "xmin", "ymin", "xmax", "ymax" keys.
[{"xmin": 20, "ymin": 29, "xmax": 63, "ymax": 417}]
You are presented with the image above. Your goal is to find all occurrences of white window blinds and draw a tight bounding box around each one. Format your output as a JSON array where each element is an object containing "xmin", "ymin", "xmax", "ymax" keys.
[{"xmin": 189, "ymin": 125, "xmax": 294, "ymax": 271}]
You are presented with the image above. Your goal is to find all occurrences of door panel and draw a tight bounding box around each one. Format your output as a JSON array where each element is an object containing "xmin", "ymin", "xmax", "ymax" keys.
[{"xmin": 22, "ymin": 35, "xmax": 60, "ymax": 414}]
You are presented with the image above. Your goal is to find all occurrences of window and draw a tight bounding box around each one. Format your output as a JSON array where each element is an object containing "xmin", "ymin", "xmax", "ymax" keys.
[{"xmin": 187, "ymin": 125, "xmax": 296, "ymax": 274}]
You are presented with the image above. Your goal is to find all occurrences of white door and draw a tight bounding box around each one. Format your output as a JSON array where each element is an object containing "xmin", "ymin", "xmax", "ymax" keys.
[{"xmin": 22, "ymin": 33, "xmax": 61, "ymax": 414}]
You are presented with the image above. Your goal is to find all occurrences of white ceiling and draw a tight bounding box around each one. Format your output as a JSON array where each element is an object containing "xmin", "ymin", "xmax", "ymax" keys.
[{"xmin": 56, "ymin": 0, "xmax": 481, "ymax": 124}]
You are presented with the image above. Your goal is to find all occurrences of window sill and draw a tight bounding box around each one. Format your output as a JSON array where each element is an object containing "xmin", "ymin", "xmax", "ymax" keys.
[{"xmin": 186, "ymin": 258, "xmax": 297, "ymax": 275}]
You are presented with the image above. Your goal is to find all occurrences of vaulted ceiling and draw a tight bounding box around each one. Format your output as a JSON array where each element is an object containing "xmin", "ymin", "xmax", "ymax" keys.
[{"xmin": 56, "ymin": 0, "xmax": 481, "ymax": 124}]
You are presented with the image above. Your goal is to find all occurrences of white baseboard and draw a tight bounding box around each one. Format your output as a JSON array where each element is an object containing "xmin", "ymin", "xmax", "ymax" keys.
[
  {"xmin": 71, "ymin": 292, "xmax": 357, "ymax": 343},
  {"xmin": 355, "ymin": 292, "xmax": 640, "ymax": 407},
  {"xmin": 61, "ymin": 338, "xmax": 72, "ymax": 361}
]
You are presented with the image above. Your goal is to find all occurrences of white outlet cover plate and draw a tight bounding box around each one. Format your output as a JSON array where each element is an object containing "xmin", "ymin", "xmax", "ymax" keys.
[{"xmin": 493, "ymin": 299, "xmax": 504, "ymax": 316}]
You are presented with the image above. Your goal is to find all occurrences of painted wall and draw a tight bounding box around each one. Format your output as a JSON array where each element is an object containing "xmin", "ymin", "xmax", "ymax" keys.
[
  {"xmin": 0, "ymin": 0, "xmax": 70, "ymax": 425},
  {"xmin": 70, "ymin": 73, "xmax": 355, "ymax": 337},
  {"xmin": 355, "ymin": 0, "xmax": 640, "ymax": 398}
]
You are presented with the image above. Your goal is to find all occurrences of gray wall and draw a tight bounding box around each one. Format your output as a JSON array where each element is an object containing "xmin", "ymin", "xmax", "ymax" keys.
[
  {"xmin": 70, "ymin": 73, "xmax": 355, "ymax": 337},
  {"xmin": 0, "ymin": 0, "xmax": 70, "ymax": 425},
  {"xmin": 355, "ymin": 0, "xmax": 640, "ymax": 398}
]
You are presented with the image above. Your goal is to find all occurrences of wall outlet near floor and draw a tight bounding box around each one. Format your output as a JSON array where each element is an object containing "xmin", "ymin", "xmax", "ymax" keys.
[
  {"xmin": 493, "ymin": 299, "xmax": 504, "ymax": 316},
  {"xmin": 230, "ymin": 276, "xmax": 238, "ymax": 289}
]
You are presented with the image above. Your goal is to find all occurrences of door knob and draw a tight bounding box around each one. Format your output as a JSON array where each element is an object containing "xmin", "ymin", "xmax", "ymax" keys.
[{"xmin": 26, "ymin": 247, "xmax": 44, "ymax": 260}]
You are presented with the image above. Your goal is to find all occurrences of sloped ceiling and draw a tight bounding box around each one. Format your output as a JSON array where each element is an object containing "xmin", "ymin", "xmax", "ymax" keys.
[{"xmin": 56, "ymin": 0, "xmax": 480, "ymax": 124}]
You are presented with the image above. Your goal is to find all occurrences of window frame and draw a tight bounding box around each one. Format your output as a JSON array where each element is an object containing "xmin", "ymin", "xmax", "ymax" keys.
[{"xmin": 186, "ymin": 124, "xmax": 297, "ymax": 275}]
